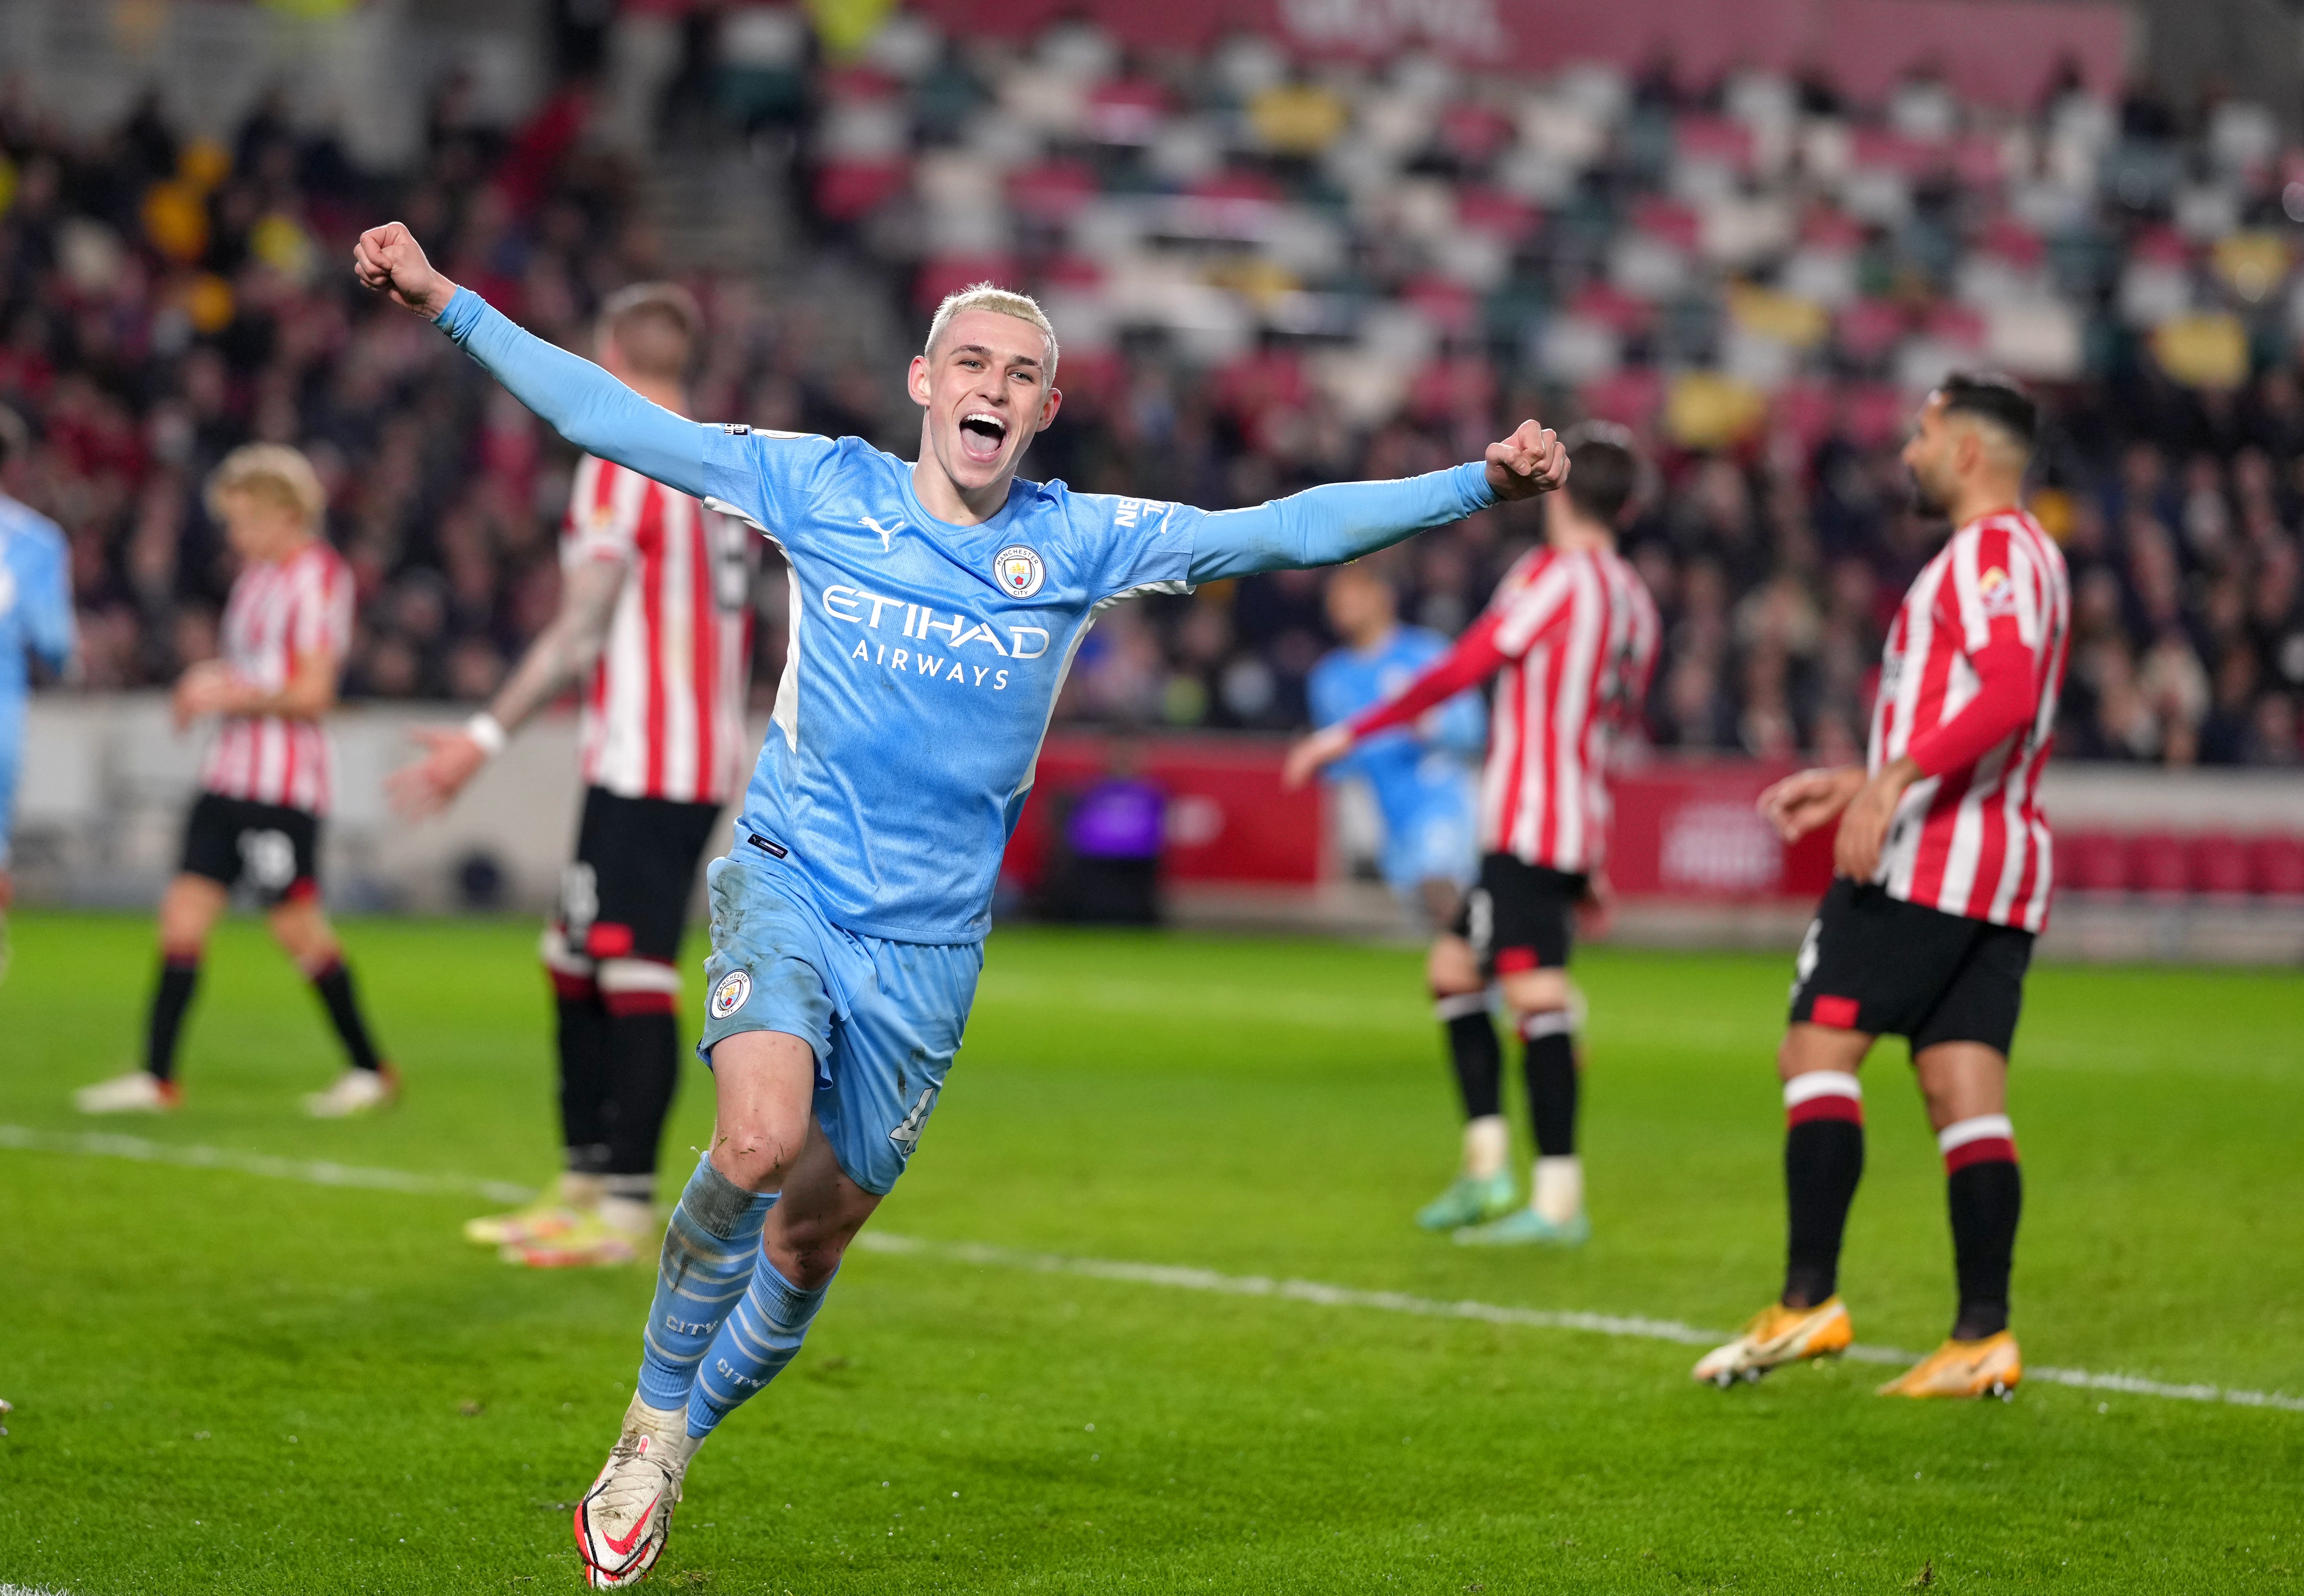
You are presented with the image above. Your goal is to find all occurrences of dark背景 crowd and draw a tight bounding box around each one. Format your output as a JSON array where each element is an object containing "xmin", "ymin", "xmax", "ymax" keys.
[{"xmin": 4, "ymin": 16, "xmax": 2303, "ymax": 768}]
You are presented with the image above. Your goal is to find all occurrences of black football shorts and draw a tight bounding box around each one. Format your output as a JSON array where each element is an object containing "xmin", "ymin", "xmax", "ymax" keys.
[
  {"xmin": 555, "ymin": 787, "xmax": 725, "ymax": 962},
  {"xmin": 1788, "ymin": 879, "xmax": 2035, "ymax": 1057},
  {"xmin": 179, "ymin": 792, "xmax": 321, "ymax": 906},
  {"xmin": 1451, "ymin": 852, "xmax": 1587, "ymax": 977}
]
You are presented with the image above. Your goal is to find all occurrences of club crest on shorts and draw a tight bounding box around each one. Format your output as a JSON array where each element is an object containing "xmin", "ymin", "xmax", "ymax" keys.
[
  {"xmin": 994, "ymin": 544, "xmax": 1045, "ymax": 599},
  {"xmin": 709, "ymin": 969, "xmax": 752, "ymax": 1020}
]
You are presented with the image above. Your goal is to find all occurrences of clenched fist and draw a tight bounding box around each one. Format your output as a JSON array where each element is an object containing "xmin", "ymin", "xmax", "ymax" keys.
[
  {"xmin": 1483, "ymin": 420, "xmax": 1571, "ymax": 503},
  {"xmin": 352, "ymin": 222, "xmax": 459, "ymax": 320}
]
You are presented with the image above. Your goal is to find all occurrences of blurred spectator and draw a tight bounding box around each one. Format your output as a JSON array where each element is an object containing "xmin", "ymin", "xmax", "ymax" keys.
[
  {"xmin": 10, "ymin": 22, "xmax": 2304, "ymax": 770},
  {"xmin": 1040, "ymin": 738, "xmax": 1165, "ymax": 923}
]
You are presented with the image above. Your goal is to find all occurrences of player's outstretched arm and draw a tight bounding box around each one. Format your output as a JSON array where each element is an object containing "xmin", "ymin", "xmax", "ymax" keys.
[
  {"xmin": 385, "ymin": 560, "xmax": 627, "ymax": 819},
  {"xmin": 1187, "ymin": 421, "xmax": 1566, "ymax": 584},
  {"xmin": 1284, "ymin": 609, "xmax": 1511, "ymax": 788},
  {"xmin": 353, "ymin": 223, "xmax": 713, "ymax": 502}
]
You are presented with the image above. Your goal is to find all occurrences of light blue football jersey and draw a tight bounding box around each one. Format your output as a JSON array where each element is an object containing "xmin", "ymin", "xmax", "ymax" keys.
[
  {"xmin": 1307, "ymin": 625, "xmax": 1482, "ymax": 884},
  {"xmin": 0, "ymin": 492, "xmax": 75, "ymax": 861},
  {"xmin": 700, "ymin": 431, "xmax": 1202, "ymax": 941},
  {"xmin": 439, "ymin": 287, "xmax": 1497, "ymax": 945}
]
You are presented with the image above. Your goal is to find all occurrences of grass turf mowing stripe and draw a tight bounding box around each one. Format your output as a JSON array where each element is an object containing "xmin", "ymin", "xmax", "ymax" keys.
[{"xmin": 9, "ymin": 1124, "xmax": 2300, "ymax": 1416}]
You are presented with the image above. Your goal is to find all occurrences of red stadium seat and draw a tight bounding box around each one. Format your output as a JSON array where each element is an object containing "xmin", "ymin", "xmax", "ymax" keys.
[
  {"xmin": 2129, "ymin": 831, "xmax": 2191, "ymax": 895},
  {"xmin": 2251, "ymin": 835, "xmax": 2304, "ymax": 898},
  {"xmin": 2190, "ymin": 832, "xmax": 2252, "ymax": 896},
  {"xmin": 2061, "ymin": 831, "xmax": 2130, "ymax": 893}
]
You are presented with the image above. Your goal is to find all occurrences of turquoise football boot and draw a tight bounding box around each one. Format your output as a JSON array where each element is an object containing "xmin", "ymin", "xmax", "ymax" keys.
[
  {"xmin": 1453, "ymin": 1207, "xmax": 1592, "ymax": 1247},
  {"xmin": 1414, "ymin": 1171, "xmax": 1517, "ymax": 1232}
]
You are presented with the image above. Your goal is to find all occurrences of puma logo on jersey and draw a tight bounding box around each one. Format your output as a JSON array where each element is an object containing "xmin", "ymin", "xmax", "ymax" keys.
[{"xmin": 860, "ymin": 515, "xmax": 906, "ymax": 552}]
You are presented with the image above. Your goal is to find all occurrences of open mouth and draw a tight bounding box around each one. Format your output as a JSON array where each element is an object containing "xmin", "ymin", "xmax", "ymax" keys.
[{"xmin": 958, "ymin": 410, "xmax": 1008, "ymax": 464}]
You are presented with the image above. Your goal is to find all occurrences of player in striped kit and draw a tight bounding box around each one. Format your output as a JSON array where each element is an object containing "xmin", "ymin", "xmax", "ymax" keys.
[
  {"xmin": 1694, "ymin": 375, "xmax": 2070, "ymax": 1400},
  {"xmin": 77, "ymin": 445, "xmax": 396, "ymax": 1116},
  {"xmin": 389, "ymin": 284, "xmax": 758, "ymax": 1267},
  {"xmin": 1289, "ymin": 426, "xmax": 1659, "ymax": 1247}
]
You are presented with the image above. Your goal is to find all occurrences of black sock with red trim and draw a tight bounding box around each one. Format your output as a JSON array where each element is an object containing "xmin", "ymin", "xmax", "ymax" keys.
[
  {"xmin": 309, "ymin": 959, "xmax": 385, "ymax": 1074},
  {"xmin": 600, "ymin": 965, "xmax": 682, "ymax": 1188},
  {"xmin": 1520, "ymin": 1018, "xmax": 1578, "ymax": 1157},
  {"xmin": 1433, "ymin": 991, "xmax": 1501, "ymax": 1120},
  {"xmin": 145, "ymin": 953, "xmax": 201, "ymax": 1082},
  {"xmin": 1940, "ymin": 1115, "xmax": 2022, "ymax": 1340},
  {"xmin": 554, "ymin": 990, "xmax": 615, "ymax": 1175},
  {"xmin": 1781, "ymin": 1072, "xmax": 1864, "ymax": 1309},
  {"xmin": 603, "ymin": 1010, "xmax": 680, "ymax": 1185}
]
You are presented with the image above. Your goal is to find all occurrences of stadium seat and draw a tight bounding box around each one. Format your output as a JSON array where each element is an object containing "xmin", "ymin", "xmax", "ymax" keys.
[
  {"xmin": 2061, "ymin": 831, "xmax": 2131, "ymax": 894},
  {"xmin": 2251, "ymin": 835, "xmax": 2304, "ymax": 898},
  {"xmin": 2129, "ymin": 832, "xmax": 2191, "ymax": 896},
  {"xmin": 2190, "ymin": 832, "xmax": 2253, "ymax": 896}
]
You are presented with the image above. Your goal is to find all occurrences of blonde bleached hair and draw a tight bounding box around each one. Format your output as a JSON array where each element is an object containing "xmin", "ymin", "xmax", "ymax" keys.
[
  {"xmin": 923, "ymin": 282, "xmax": 1059, "ymax": 383},
  {"xmin": 207, "ymin": 443, "xmax": 326, "ymax": 530}
]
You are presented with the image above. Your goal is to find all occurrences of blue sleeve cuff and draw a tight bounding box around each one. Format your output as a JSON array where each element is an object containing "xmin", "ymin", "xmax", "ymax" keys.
[{"xmin": 436, "ymin": 286, "xmax": 483, "ymax": 340}]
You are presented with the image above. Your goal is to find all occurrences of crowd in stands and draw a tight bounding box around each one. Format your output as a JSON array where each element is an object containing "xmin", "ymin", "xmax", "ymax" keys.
[{"xmin": 5, "ymin": 12, "xmax": 2304, "ymax": 767}]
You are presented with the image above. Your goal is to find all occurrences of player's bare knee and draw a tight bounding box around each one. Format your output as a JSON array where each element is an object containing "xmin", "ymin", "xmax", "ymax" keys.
[
  {"xmin": 710, "ymin": 1125, "xmax": 802, "ymax": 1193},
  {"xmin": 1913, "ymin": 1042, "xmax": 2007, "ymax": 1127},
  {"xmin": 157, "ymin": 877, "xmax": 223, "ymax": 955},
  {"xmin": 268, "ymin": 907, "xmax": 338, "ymax": 972},
  {"xmin": 1778, "ymin": 1022, "xmax": 1867, "ymax": 1083},
  {"xmin": 1426, "ymin": 935, "xmax": 1481, "ymax": 995},
  {"xmin": 1500, "ymin": 968, "xmax": 1570, "ymax": 1022}
]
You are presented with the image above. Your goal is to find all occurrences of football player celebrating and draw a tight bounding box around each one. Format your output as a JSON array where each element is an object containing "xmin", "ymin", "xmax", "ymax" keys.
[
  {"xmin": 357, "ymin": 218, "xmax": 1566, "ymax": 1589},
  {"xmin": 0, "ymin": 406, "xmax": 78, "ymax": 981},
  {"xmin": 1287, "ymin": 426, "xmax": 1658, "ymax": 1247},
  {"xmin": 387, "ymin": 285, "xmax": 757, "ymax": 1269},
  {"xmin": 1304, "ymin": 566, "xmax": 1494, "ymax": 1229},
  {"xmin": 77, "ymin": 445, "xmax": 396, "ymax": 1116},
  {"xmin": 1692, "ymin": 375, "xmax": 2069, "ymax": 1400}
]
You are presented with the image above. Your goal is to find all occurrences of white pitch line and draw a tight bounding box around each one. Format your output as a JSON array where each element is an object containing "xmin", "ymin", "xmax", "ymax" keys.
[
  {"xmin": 6, "ymin": 1126, "xmax": 2298, "ymax": 1415},
  {"xmin": 0, "ymin": 1124, "xmax": 532, "ymax": 1205},
  {"xmin": 853, "ymin": 1237, "xmax": 2304, "ymax": 1413}
]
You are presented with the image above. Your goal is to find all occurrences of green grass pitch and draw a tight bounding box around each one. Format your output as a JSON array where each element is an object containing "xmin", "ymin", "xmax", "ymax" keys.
[{"xmin": 1, "ymin": 910, "xmax": 2300, "ymax": 1593}]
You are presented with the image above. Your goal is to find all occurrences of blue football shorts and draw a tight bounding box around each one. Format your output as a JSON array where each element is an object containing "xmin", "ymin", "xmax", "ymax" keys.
[
  {"xmin": 695, "ymin": 853, "xmax": 983, "ymax": 1196},
  {"xmin": 1380, "ymin": 789, "xmax": 1479, "ymax": 900}
]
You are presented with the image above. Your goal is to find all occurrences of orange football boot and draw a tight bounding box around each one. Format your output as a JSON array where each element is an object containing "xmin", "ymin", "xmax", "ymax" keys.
[
  {"xmin": 1692, "ymin": 1297, "xmax": 1854, "ymax": 1386},
  {"xmin": 1877, "ymin": 1331, "xmax": 2022, "ymax": 1399}
]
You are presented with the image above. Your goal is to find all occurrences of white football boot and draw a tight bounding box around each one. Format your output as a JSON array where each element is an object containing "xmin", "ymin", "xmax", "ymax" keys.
[
  {"xmin": 74, "ymin": 1071, "xmax": 182, "ymax": 1113},
  {"xmin": 574, "ymin": 1395, "xmax": 699, "ymax": 1588},
  {"xmin": 303, "ymin": 1063, "xmax": 400, "ymax": 1118}
]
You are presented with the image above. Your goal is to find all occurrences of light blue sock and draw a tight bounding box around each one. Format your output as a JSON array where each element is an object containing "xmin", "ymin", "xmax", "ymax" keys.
[
  {"xmin": 686, "ymin": 1249, "xmax": 833, "ymax": 1438},
  {"xmin": 635, "ymin": 1153, "xmax": 774, "ymax": 1413}
]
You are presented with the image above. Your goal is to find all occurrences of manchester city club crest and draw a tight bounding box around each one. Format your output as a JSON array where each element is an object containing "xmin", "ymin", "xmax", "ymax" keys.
[
  {"xmin": 994, "ymin": 544, "xmax": 1045, "ymax": 599},
  {"xmin": 709, "ymin": 969, "xmax": 752, "ymax": 1020}
]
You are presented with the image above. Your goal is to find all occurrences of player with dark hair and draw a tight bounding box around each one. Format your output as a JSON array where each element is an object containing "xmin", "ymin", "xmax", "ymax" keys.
[
  {"xmin": 1304, "ymin": 566, "xmax": 1493, "ymax": 1224},
  {"xmin": 77, "ymin": 445, "xmax": 396, "ymax": 1116},
  {"xmin": 1287, "ymin": 424, "xmax": 1659, "ymax": 1246},
  {"xmin": 389, "ymin": 284, "xmax": 759, "ymax": 1268},
  {"xmin": 355, "ymin": 219, "xmax": 1569, "ymax": 1587},
  {"xmin": 0, "ymin": 405, "xmax": 78, "ymax": 981},
  {"xmin": 1693, "ymin": 374, "xmax": 2070, "ymax": 1400}
]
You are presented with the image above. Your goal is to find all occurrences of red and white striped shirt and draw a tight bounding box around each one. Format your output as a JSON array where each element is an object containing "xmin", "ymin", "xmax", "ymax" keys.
[
  {"xmin": 564, "ymin": 455, "xmax": 756, "ymax": 804},
  {"xmin": 200, "ymin": 541, "xmax": 354, "ymax": 814},
  {"xmin": 1350, "ymin": 544, "xmax": 1659, "ymax": 873},
  {"xmin": 1869, "ymin": 508, "xmax": 2071, "ymax": 930}
]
